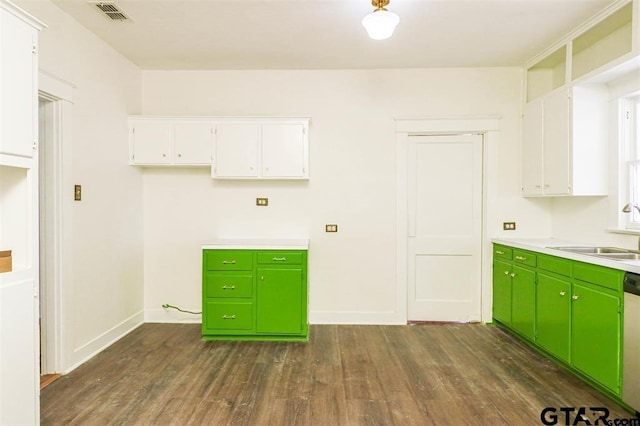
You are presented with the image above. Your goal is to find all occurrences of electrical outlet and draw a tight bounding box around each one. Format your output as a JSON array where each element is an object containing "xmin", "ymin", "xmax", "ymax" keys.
[
  {"xmin": 325, "ymin": 224, "xmax": 338, "ymax": 232},
  {"xmin": 503, "ymin": 222, "xmax": 516, "ymax": 231},
  {"xmin": 256, "ymin": 197, "xmax": 268, "ymax": 206},
  {"xmin": 74, "ymin": 185, "xmax": 81, "ymax": 201}
]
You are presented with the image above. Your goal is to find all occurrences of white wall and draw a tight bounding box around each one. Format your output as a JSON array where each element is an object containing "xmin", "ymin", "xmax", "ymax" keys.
[
  {"xmin": 550, "ymin": 70, "xmax": 640, "ymax": 249},
  {"xmin": 141, "ymin": 68, "xmax": 552, "ymax": 324},
  {"xmin": 14, "ymin": 0, "xmax": 144, "ymax": 371}
]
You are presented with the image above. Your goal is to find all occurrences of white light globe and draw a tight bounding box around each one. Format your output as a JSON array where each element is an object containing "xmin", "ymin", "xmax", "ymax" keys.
[{"xmin": 362, "ymin": 10, "xmax": 400, "ymax": 40}]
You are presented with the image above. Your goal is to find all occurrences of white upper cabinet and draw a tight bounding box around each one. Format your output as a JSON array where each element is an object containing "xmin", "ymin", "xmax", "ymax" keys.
[
  {"xmin": 521, "ymin": 86, "xmax": 608, "ymax": 197},
  {"xmin": 174, "ymin": 123, "xmax": 214, "ymax": 165},
  {"xmin": 0, "ymin": 4, "xmax": 38, "ymax": 159},
  {"xmin": 261, "ymin": 123, "xmax": 307, "ymax": 178},
  {"xmin": 212, "ymin": 119, "xmax": 309, "ymax": 180},
  {"xmin": 129, "ymin": 118, "xmax": 213, "ymax": 166},
  {"xmin": 521, "ymin": 0, "xmax": 638, "ymax": 197},
  {"xmin": 214, "ymin": 123, "xmax": 259, "ymax": 177}
]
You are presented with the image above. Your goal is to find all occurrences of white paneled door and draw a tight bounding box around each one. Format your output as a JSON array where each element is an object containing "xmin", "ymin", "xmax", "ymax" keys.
[{"xmin": 407, "ymin": 134, "xmax": 483, "ymax": 322}]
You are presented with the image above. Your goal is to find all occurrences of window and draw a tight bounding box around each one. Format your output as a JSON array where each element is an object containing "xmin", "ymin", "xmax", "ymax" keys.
[{"xmin": 621, "ymin": 94, "xmax": 640, "ymax": 230}]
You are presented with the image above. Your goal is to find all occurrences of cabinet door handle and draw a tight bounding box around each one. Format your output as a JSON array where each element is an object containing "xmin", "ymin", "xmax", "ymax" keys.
[
  {"xmin": 495, "ymin": 250, "xmax": 505, "ymax": 255},
  {"xmin": 559, "ymin": 291, "xmax": 566, "ymax": 296},
  {"xmin": 222, "ymin": 314, "xmax": 236, "ymax": 320},
  {"xmin": 272, "ymin": 257, "xmax": 287, "ymax": 262},
  {"xmin": 515, "ymin": 256, "xmax": 527, "ymax": 261},
  {"xmin": 510, "ymin": 273, "xmax": 516, "ymax": 278},
  {"xmin": 504, "ymin": 271, "xmax": 510, "ymax": 275},
  {"xmin": 222, "ymin": 285, "xmax": 235, "ymax": 290},
  {"xmin": 222, "ymin": 260, "xmax": 236, "ymax": 265},
  {"xmin": 572, "ymin": 295, "xmax": 580, "ymax": 300},
  {"xmin": 260, "ymin": 276, "xmax": 264, "ymax": 281}
]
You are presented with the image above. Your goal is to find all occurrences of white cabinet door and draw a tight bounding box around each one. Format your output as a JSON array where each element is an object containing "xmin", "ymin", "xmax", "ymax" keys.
[
  {"xmin": 0, "ymin": 9, "xmax": 36, "ymax": 158},
  {"xmin": 214, "ymin": 124, "xmax": 259, "ymax": 177},
  {"xmin": 543, "ymin": 88, "xmax": 570, "ymax": 195},
  {"xmin": 522, "ymin": 98, "xmax": 544, "ymax": 196},
  {"xmin": 261, "ymin": 124, "xmax": 306, "ymax": 178},
  {"xmin": 131, "ymin": 121, "xmax": 172, "ymax": 165},
  {"xmin": 174, "ymin": 123, "xmax": 212, "ymax": 165}
]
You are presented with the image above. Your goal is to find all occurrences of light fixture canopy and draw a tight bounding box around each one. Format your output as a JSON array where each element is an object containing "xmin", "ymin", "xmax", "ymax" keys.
[{"xmin": 362, "ymin": 0, "xmax": 400, "ymax": 40}]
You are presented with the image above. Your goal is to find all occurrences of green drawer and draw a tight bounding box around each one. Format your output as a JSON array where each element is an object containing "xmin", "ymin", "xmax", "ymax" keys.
[
  {"xmin": 537, "ymin": 254, "xmax": 571, "ymax": 277},
  {"xmin": 204, "ymin": 301, "xmax": 253, "ymax": 330},
  {"xmin": 257, "ymin": 251, "xmax": 303, "ymax": 265},
  {"xmin": 205, "ymin": 272, "xmax": 253, "ymax": 298},
  {"xmin": 493, "ymin": 245, "xmax": 513, "ymax": 260},
  {"xmin": 573, "ymin": 262, "xmax": 623, "ymax": 292},
  {"xmin": 512, "ymin": 249, "xmax": 536, "ymax": 267},
  {"xmin": 205, "ymin": 250, "xmax": 253, "ymax": 271}
]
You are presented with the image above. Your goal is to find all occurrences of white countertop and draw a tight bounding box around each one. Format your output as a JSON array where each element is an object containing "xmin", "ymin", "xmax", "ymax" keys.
[
  {"xmin": 492, "ymin": 237, "xmax": 640, "ymax": 274},
  {"xmin": 202, "ymin": 238, "xmax": 309, "ymax": 250}
]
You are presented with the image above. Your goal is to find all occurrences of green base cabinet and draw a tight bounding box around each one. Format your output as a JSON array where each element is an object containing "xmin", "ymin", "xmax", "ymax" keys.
[
  {"xmin": 202, "ymin": 248, "xmax": 308, "ymax": 341},
  {"xmin": 492, "ymin": 244, "xmax": 624, "ymax": 397},
  {"xmin": 536, "ymin": 272, "xmax": 571, "ymax": 363},
  {"xmin": 571, "ymin": 280, "xmax": 622, "ymax": 392}
]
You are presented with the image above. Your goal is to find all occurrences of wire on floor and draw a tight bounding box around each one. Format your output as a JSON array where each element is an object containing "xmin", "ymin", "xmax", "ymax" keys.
[{"xmin": 161, "ymin": 303, "xmax": 202, "ymax": 315}]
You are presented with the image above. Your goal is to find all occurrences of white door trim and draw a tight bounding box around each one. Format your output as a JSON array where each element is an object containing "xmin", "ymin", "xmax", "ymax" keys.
[
  {"xmin": 395, "ymin": 117, "xmax": 501, "ymax": 324},
  {"xmin": 38, "ymin": 71, "xmax": 73, "ymax": 374}
]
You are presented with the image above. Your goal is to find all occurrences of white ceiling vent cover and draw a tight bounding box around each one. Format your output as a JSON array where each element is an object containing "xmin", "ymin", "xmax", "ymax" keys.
[{"xmin": 89, "ymin": 1, "xmax": 131, "ymax": 21}]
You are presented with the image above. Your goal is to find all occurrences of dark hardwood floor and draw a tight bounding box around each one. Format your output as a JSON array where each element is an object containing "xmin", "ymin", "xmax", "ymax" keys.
[{"xmin": 41, "ymin": 323, "xmax": 631, "ymax": 425}]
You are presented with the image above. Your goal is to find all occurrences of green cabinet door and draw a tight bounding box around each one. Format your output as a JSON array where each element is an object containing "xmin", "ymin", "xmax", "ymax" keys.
[
  {"xmin": 493, "ymin": 259, "xmax": 512, "ymax": 324},
  {"xmin": 256, "ymin": 268, "xmax": 303, "ymax": 334},
  {"xmin": 536, "ymin": 272, "xmax": 571, "ymax": 362},
  {"xmin": 571, "ymin": 281, "xmax": 622, "ymax": 393},
  {"xmin": 511, "ymin": 265, "xmax": 536, "ymax": 340}
]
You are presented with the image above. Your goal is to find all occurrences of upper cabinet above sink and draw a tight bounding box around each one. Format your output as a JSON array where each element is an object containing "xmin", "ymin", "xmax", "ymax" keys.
[{"xmin": 521, "ymin": 0, "xmax": 639, "ymax": 198}]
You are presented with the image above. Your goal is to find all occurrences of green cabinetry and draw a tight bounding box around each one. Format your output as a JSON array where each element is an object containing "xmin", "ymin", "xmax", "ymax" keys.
[
  {"xmin": 202, "ymin": 247, "xmax": 308, "ymax": 341},
  {"xmin": 492, "ymin": 244, "xmax": 624, "ymax": 396},
  {"xmin": 491, "ymin": 245, "xmax": 536, "ymax": 340}
]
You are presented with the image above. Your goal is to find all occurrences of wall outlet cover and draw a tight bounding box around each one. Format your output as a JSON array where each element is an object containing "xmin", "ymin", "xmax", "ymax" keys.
[
  {"xmin": 503, "ymin": 222, "xmax": 516, "ymax": 231},
  {"xmin": 325, "ymin": 224, "xmax": 338, "ymax": 232},
  {"xmin": 256, "ymin": 197, "xmax": 268, "ymax": 206}
]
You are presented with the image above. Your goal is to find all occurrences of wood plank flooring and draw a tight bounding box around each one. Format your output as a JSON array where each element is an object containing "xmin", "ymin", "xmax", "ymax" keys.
[{"xmin": 41, "ymin": 323, "xmax": 632, "ymax": 425}]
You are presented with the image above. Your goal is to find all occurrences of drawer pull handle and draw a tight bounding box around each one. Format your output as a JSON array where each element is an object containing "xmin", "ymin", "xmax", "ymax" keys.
[
  {"xmin": 222, "ymin": 285, "xmax": 236, "ymax": 290},
  {"xmin": 222, "ymin": 314, "xmax": 236, "ymax": 320},
  {"xmin": 510, "ymin": 273, "xmax": 516, "ymax": 278},
  {"xmin": 559, "ymin": 291, "xmax": 566, "ymax": 296},
  {"xmin": 515, "ymin": 256, "xmax": 527, "ymax": 261},
  {"xmin": 572, "ymin": 295, "xmax": 580, "ymax": 300},
  {"xmin": 222, "ymin": 260, "xmax": 236, "ymax": 265},
  {"xmin": 272, "ymin": 257, "xmax": 287, "ymax": 262},
  {"xmin": 495, "ymin": 250, "xmax": 505, "ymax": 255}
]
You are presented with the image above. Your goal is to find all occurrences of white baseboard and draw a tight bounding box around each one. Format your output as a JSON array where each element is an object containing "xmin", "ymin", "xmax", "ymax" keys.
[
  {"xmin": 65, "ymin": 310, "xmax": 144, "ymax": 374},
  {"xmin": 309, "ymin": 310, "xmax": 405, "ymax": 325},
  {"xmin": 144, "ymin": 308, "xmax": 202, "ymax": 323}
]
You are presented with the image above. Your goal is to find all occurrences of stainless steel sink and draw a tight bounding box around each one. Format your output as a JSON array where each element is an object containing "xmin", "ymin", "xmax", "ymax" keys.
[
  {"xmin": 550, "ymin": 246, "xmax": 630, "ymax": 254},
  {"xmin": 592, "ymin": 253, "xmax": 640, "ymax": 260},
  {"xmin": 548, "ymin": 246, "xmax": 640, "ymax": 262}
]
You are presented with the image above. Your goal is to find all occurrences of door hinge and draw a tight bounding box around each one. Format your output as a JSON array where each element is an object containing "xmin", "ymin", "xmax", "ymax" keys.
[
  {"xmin": 32, "ymin": 44, "xmax": 37, "ymax": 54},
  {"xmin": 32, "ymin": 140, "xmax": 37, "ymax": 150},
  {"xmin": 132, "ymin": 127, "xmax": 136, "ymax": 134}
]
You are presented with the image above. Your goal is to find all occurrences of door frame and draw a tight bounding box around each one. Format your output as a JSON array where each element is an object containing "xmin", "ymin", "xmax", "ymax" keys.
[
  {"xmin": 38, "ymin": 72, "xmax": 73, "ymax": 374},
  {"xmin": 395, "ymin": 117, "xmax": 501, "ymax": 324}
]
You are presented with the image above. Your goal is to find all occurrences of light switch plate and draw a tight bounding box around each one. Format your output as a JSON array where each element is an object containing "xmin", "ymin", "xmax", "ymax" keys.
[
  {"xmin": 503, "ymin": 222, "xmax": 516, "ymax": 231},
  {"xmin": 325, "ymin": 224, "xmax": 338, "ymax": 232},
  {"xmin": 256, "ymin": 197, "xmax": 268, "ymax": 206}
]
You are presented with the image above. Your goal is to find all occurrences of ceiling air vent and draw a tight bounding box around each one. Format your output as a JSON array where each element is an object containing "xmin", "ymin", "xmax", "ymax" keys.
[{"xmin": 89, "ymin": 1, "xmax": 131, "ymax": 21}]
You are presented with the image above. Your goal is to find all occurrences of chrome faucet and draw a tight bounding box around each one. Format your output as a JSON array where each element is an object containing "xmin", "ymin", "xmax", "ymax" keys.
[{"xmin": 622, "ymin": 203, "xmax": 640, "ymax": 214}]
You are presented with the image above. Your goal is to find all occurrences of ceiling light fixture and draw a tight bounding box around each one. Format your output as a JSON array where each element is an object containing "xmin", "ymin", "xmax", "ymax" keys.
[{"xmin": 362, "ymin": 0, "xmax": 400, "ymax": 41}]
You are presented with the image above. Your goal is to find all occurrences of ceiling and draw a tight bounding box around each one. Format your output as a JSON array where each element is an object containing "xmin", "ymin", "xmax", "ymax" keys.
[{"xmin": 50, "ymin": 0, "xmax": 616, "ymax": 70}]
